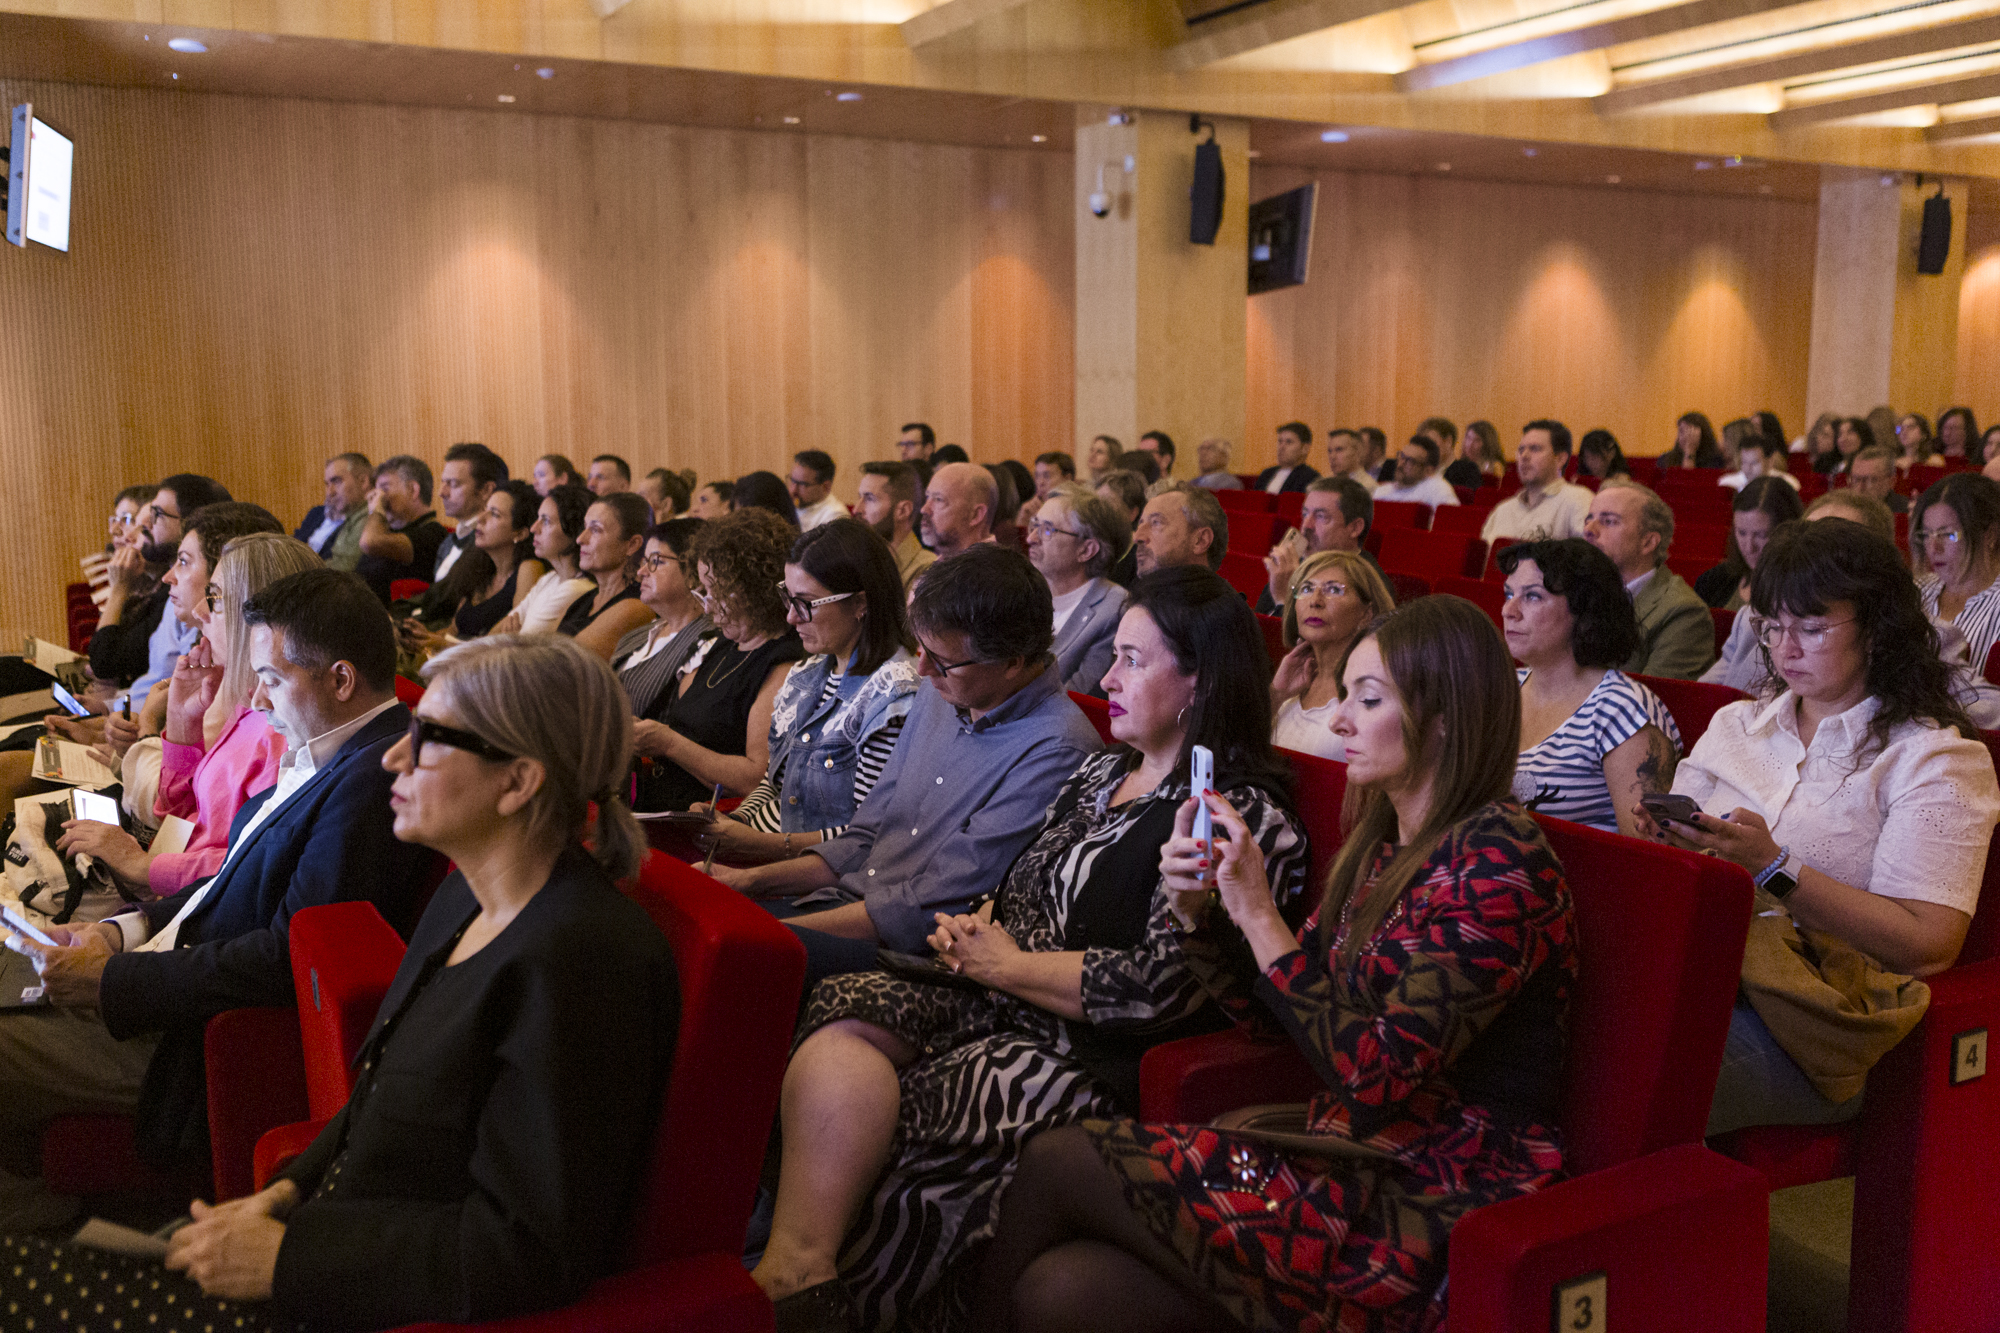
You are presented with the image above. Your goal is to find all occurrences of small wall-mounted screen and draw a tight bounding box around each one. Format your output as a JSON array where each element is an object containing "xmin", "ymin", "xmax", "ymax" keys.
[
  {"xmin": 8, "ymin": 104, "xmax": 73, "ymax": 253},
  {"xmin": 1248, "ymin": 183, "xmax": 1315, "ymax": 295}
]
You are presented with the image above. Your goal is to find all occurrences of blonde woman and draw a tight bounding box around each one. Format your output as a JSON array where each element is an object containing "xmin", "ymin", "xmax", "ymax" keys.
[
  {"xmin": 57, "ymin": 530, "xmax": 315, "ymax": 899},
  {"xmin": 1269, "ymin": 548, "xmax": 1394, "ymax": 759}
]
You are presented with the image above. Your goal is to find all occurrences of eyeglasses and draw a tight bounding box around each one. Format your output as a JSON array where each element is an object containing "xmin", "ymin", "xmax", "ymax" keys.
[
  {"xmin": 916, "ymin": 640, "xmax": 988, "ymax": 677},
  {"xmin": 1916, "ymin": 529, "xmax": 1964, "ymax": 547},
  {"xmin": 1396, "ymin": 454, "xmax": 1427, "ymax": 468},
  {"xmin": 202, "ymin": 585, "xmax": 221, "ymax": 615},
  {"xmin": 1028, "ymin": 520, "xmax": 1084, "ymax": 542},
  {"xmin": 1293, "ymin": 579, "xmax": 1350, "ymax": 600},
  {"xmin": 639, "ymin": 553, "xmax": 681, "ymax": 571},
  {"xmin": 408, "ymin": 716, "xmax": 518, "ymax": 767},
  {"xmin": 775, "ymin": 583, "xmax": 856, "ymax": 621},
  {"xmin": 1757, "ymin": 617, "xmax": 1856, "ymax": 652},
  {"xmin": 111, "ymin": 512, "xmax": 138, "ymax": 528},
  {"xmin": 144, "ymin": 504, "xmax": 178, "ymax": 525}
]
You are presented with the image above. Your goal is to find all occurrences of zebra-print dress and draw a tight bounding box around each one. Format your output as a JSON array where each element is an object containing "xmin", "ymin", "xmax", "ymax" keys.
[{"xmin": 798, "ymin": 748, "xmax": 1309, "ymax": 1333}]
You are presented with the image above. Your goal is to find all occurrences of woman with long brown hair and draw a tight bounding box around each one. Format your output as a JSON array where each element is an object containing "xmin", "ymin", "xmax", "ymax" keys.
[{"xmin": 972, "ymin": 595, "xmax": 1579, "ymax": 1333}]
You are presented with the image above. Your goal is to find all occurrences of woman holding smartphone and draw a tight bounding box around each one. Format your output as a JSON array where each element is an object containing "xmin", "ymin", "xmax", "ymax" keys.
[{"xmin": 751, "ymin": 568, "xmax": 1307, "ymax": 1333}]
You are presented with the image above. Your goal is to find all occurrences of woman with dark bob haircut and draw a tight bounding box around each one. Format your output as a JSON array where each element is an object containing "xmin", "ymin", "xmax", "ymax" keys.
[
  {"xmin": 1576, "ymin": 428, "xmax": 1631, "ymax": 480},
  {"xmin": 631, "ymin": 507, "xmax": 803, "ymax": 811},
  {"xmin": 1695, "ymin": 474, "xmax": 1805, "ymax": 609},
  {"xmin": 1637, "ymin": 520, "xmax": 2000, "ymax": 1135},
  {"xmin": 1500, "ymin": 538, "xmax": 1681, "ymax": 835},
  {"xmin": 750, "ymin": 567, "xmax": 1308, "ymax": 1333},
  {"xmin": 976, "ymin": 595, "xmax": 1578, "ymax": 1333},
  {"xmin": 1914, "ymin": 471, "xmax": 2000, "ymax": 669},
  {"xmin": 733, "ymin": 469, "xmax": 801, "ymax": 529},
  {"xmin": 694, "ymin": 518, "xmax": 923, "ymax": 863}
]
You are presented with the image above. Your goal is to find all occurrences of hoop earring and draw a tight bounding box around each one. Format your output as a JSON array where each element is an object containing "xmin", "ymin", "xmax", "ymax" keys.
[{"xmin": 1176, "ymin": 703, "xmax": 1190, "ymax": 728}]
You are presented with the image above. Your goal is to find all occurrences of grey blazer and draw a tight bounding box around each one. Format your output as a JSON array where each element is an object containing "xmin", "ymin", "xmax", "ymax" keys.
[{"xmin": 1052, "ymin": 578, "xmax": 1129, "ymax": 698}]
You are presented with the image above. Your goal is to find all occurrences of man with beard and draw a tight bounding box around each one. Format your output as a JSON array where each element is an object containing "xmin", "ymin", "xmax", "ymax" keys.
[
  {"xmin": 89, "ymin": 473, "xmax": 233, "ymax": 697},
  {"xmin": 856, "ymin": 461, "xmax": 934, "ymax": 591}
]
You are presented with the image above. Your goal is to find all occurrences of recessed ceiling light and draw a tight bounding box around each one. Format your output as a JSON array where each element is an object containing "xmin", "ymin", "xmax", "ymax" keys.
[
  {"xmin": 171, "ymin": 72, "xmax": 179, "ymax": 79},
  {"xmin": 1030, "ymin": 134, "xmax": 1047, "ymax": 143},
  {"xmin": 836, "ymin": 91, "xmax": 862, "ymax": 102},
  {"xmin": 1522, "ymin": 147, "xmax": 1538, "ymax": 157},
  {"xmin": 497, "ymin": 94, "xmax": 516, "ymax": 103},
  {"xmin": 167, "ymin": 37, "xmax": 206, "ymax": 53},
  {"xmin": 1694, "ymin": 160, "xmax": 1714, "ymax": 170},
  {"xmin": 1606, "ymin": 174, "xmax": 1621, "ymax": 184},
  {"xmin": 1320, "ymin": 130, "xmax": 1349, "ymax": 143},
  {"xmin": 783, "ymin": 116, "xmax": 801, "ymax": 125},
  {"xmin": 536, "ymin": 67, "xmax": 554, "ymax": 79}
]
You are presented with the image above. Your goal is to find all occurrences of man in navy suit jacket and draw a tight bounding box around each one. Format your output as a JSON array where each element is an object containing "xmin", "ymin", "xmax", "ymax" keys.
[
  {"xmin": 0, "ymin": 570, "xmax": 437, "ymax": 1224},
  {"xmin": 1255, "ymin": 421, "xmax": 1321, "ymax": 494}
]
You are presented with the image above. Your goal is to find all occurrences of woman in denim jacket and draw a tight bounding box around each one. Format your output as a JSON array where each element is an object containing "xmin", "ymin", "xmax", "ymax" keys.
[{"xmin": 697, "ymin": 519, "xmax": 919, "ymax": 861}]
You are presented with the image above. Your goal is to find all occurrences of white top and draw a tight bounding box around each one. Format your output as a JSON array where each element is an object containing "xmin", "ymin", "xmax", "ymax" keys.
[
  {"xmin": 1672, "ymin": 692, "xmax": 2000, "ymax": 916},
  {"xmin": 1049, "ymin": 580, "xmax": 1091, "ymax": 635},
  {"xmin": 1480, "ymin": 480, "xmax": 1592, "ymax": 543},
  {"xmin": 1718, "ymin": 469, "xmax": 1799, "ymax": 492},
  {"xmin": 1271, "ymin": 694, "xmax": 1347, "ymax": 761},
  {"xmin": 796, "ymin": 495, "xmax": 850, "ymax": 530},
  {"xmin": 1332, "ymin": 467, "xmax": 1378, "ymax": 495},
  {"xmin": 517, "ymin": 571, "xmax": 597, "ymax": 636},
  {"xmin": 304, "ymin": 509, "xmax": 346, "ymax": 551},
  {"xmin": 1373, "ymin": 474, "xmax": 1460, "ymax": 508},
  {"xmin": 1264, "ymin": 465, "xmax": 1301, "ymax": 494}
]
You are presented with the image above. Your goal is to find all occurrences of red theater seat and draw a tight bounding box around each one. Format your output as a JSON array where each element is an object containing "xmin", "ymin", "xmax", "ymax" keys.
[
  {"xmin": 1255, "ymin": 613, "xmax": 1287, "ymax": 667},
  {"xmin": 1227, "ymin": 511, "xmax": 1279, "ymax": 553},
  {"xmin": 1070, "ymin": 691, "xmax": 1115, "ymax": 745},
  {"xmin": 1711, "ymin": 607, "xmax": 1735, "ymax": 656},
  {"xmin": 1434, "ymin": 576, "xmax": 1505, "ymax": 629},
  {"xmin": 1630, "ymin": 674, "xmax": 1746, "ymax": 749},
  {"xmin": 1218, "ymin": 551, "xmax": 1268, "ymax": 600},
  {"xmin": 1141, "ymin": 814, "xmax": 1763, "ymax": 1333},
  {"xmin": 1377, "ymin": 529, "xmax": 1486, "ymax": 582},
  {"xmin": 1370, "ymin": 500, "xmax": 1432, "ymax": 531},
  {"xmin": 1431, "ymin": 504, "xmax": 1493, "ymax": 536}
]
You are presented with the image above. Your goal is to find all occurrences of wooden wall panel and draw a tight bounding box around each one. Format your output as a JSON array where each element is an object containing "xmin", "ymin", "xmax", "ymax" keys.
[
  {"xmin": 1242, "ymin": 166, "xmax": 1820, "ymax": 470},
  {"xmin": 0, "ymin": 78, "xmax": 1073, "ymax": 638},
  {"xmin": 1957, "ymin": 207, "xmax": 2000, "ymax": 434}
]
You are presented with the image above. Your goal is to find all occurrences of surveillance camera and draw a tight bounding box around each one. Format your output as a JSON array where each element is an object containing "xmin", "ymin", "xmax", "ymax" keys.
[{"xmin": 1088, "ymin": 191, "xmax": 1111, "ymax": 218}]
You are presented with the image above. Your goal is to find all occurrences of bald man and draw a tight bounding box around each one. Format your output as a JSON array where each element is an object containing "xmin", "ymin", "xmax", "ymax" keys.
[{"xmin": 920, "ymin": 462, "xmax": 999, "ymax": 559}]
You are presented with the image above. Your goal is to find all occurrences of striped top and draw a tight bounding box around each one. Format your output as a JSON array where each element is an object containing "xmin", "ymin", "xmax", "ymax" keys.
[
  {"xmin": 1511, "ymin": 669, "xmax": 1682, "ymax": 833},
  {"xmin": 1920, "ymin": 571, "xmax": 2000, "ymax": 676}
]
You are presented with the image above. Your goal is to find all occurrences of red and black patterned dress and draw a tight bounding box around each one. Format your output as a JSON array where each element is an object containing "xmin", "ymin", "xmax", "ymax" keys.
[{"xmin": 1084, "ymin": 799, "xmax": 1577, "ymax": 1333}]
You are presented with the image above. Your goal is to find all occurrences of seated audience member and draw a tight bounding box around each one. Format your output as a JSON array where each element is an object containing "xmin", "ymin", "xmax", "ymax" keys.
[
  {"xmin": 609, "ymin": 517, "xmax": 714, "ymax": 717},
  {"xmin": 789, "ymin": 450, "xmax": 848, "ymax": 529},
  {"xmin": 1412, "ymin": 417, "xmax": 1463, "ymax": 489},
  {"xmin": 432, "ymin": 443, "xmax": 508, "ymax": 581},
  {"xmin": 1824, "ymin": 417, "xmax": 1873, "ymax": 476},
  {"xmin": 1585, "ymin": 478, "xmax": 1715, "ymax": 678},
  {"xmin": 696, "ymin": 520, "xmax": 920, "ymax": 863},
  {"xmin": 1084, "ymin": 433, "xmax": 1118, "ymax": 484},
  {"xmin": 1137, "ymin": 430, "xmax": 1176, "ymax": 478},
  {"xmin": 96, "ymin": 484, "xmax": 155, "ymax": 569},
  {"xmin": 532, "ymin": 452, "xmax": 580, "ymax": 495},
  {"xmin": 1502, "ymin": 539, "xmax": 1681, "ymax": 836},
  {"xmin": 1257, "ymin": 477, "xmax": 1374, "ymax": 616},
  {"xmin": 1030, "ymin": 483, "xmax": 1131, "ymax": 697},
  {"xmin": 90, "ymin": 474, "xmax": 232, "ymax": 697},
  {"xmin": 898, "ymin": 422, "xmax": 938, "ymax": 468},
  {"xmin": 1755, "ymin": 411, "xmax": 1788, "ymax": 450},
  {"xmin": 988, "ymin": 462, "xmax": 1030, "ymax": 549},
  {"xmin": 1096, "ymin": 470, "xmax": 1147, "ymax": 587},
  {"xmin": 1915, "ymin": 472, "xmax": 2000, "ymax": 669},
  {"xmin": 690, "ymin": 477, "xmax": 734, "ymax": 519},
  {"xmin": 640, "ymin": 466, "xmax": 692, "ymax": 525},
  {"xmin": 0, "ymin": 569, "xmax": 437, "ymax": 1228},
  {"xmin": 751, "ymin": 566, "xmax": 1307, "ymax": 1331},
  {"xmin": 921, "ymin": 461, "xmax": 1000, "ymax": 559},
  {"xmin": 1111, "ymin": 448, "xmax": 1160, "ymax": 487},
  {"xmin": 1898, "ymin": 412, "xmax": 1943, "ymax": 470},
  {"xmin": 0, "ymin": 634, "xmax": 678, "ymax": 1329},
  {"xmin": 57, "ymin": 527, "xmax": 307, "ymax": 899},
  {"xmin": 1637, "ymin": 521, "xmax": 2000, "ymax": 1135},
  {"xmin": 932, "ymin": 445, "xmax": 970, "ymax": 467},
  {"xmin": 712, "ymin": 545, "xmax": 1101, "ymax": 979},
  {"xmin": 1033, "ymin": 450, "xmax": 1077, "ymax": 499},
  {"xmin": 1847, "ymin": 444, "xmax": 1909, "ymax": 514},
  {"xmin": 1661, "ymin": 411, "xmax": 1724, "ymax": 469},
  {"xmin": 1986, "ymin": 426, "xmax": 2000, "ymax": 477},
  {"xmin": 1801, "ymin": 413, "xmax": 1841, "ymax": 468},
  {"xmin": 1868, "ymin": 406, "xmax": 1901, "ymax": 463},
  {"xmin": 294, "ymin": 453, "xmax": 371, "ymax": 568},
  {"xmin": 1714, "ymin": 418, "xmax": 1760, "ymax": 489},
  {"xmin": 1256, "ymin": 421, "xmax": 1320, "ymax": 494},
  {"xmin": 1805, "ymin": 488, "xmax": 1895, "ymax": 537},
  {"xmin": 1190, "ymin": 438, "xmax": 1240, "ymax": 491},
  {"xmin": 1578, "ymin": 428, "xmax": 1632, "ymax": 480},
  {"xmin": 1696, "ymin": 475, "xmax": 1805, "ymax": 609},
  {"xmin": 355, "ymin": 455, "xmax": 449, "ymax": 606},
  {"xmin": 586, "ymin": 453, "xmax": 632, "ymax": 496},
  {"xmin": 977, "ymin": 595, "xmax": 1577, "ymax": 1333},
  {"xmin": 1134, "ymin": 481, "xmax": 1228, "ymax": 578},
  {"xmin": 735, "ymin": 469, "xmax": 802, "ymax": 529},
  {"xmin": 494, "ymin": 483, "xmax": 595, "ymax": 637},
  {"xmin": 1322, "ymin": 427, "xmax": 1377, "ymax": 494},
  {"xmin": 632, "ymin": 508, "xmax": 802, "ymax": 811},
  {"xmin": 857, "ymin": 460, "xmax": 935, "ymax": 591},
  {"xmin": 1482, "ymin": 420, "xmax": 1591, "ymax": 542},
  {"xmin": 403, "ymin": 480, "xmax": 548, "ymax": 658},
  {"xmin": 557, "ymin": 492, "xmax": 657, "ymax": 659},
  {"xmin": 1937, "ymin": 407, "xmax": 1977, "ymax": 460},
  {"xmin": 1359, "ymin": 425, "xmax": 1392, "ymax": 482},
  {"xmin": 1743, "ymin": 434, "xmax": 1802, "ymax": 490},
  {"xmin": 1375, "ymin": 433, "xmax": 1461, "ymax": 508},
  {"xmin": 1450, "ymin": 418, "xmax": 1505, "ymax": 489},
  {"xmin": 1270, "ymin": 548, "xmax": 1395, "ymax": 759}
]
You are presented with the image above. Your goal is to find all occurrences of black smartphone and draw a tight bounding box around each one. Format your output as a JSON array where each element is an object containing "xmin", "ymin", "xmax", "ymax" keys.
[{"xmin": 1640, "ymin": 793, "xmax": 1702, "ymax": 826}]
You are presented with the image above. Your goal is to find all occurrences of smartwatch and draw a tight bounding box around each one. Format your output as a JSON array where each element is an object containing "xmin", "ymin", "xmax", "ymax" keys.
[{"xmin": 1755, "ymin": 844, "xmax": 1799, "ymax": 901}]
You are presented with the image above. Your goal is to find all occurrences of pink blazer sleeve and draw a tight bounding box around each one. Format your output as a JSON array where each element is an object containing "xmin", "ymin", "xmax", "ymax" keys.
[{"xmin": 147, "ymin": 708, "xmax": 286, "ymax": 898}]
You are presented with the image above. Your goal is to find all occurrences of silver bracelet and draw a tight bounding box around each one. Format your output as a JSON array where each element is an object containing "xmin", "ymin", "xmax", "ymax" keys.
[{"xmin": 1753, "ymin": 843, "xmax": 1792, "ymax": 888}]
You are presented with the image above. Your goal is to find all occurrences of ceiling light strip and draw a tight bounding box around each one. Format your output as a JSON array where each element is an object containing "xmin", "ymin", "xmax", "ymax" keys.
[{"xmin": 1608, "ymin": 0, "xmax": 1954, "ymax": 73}]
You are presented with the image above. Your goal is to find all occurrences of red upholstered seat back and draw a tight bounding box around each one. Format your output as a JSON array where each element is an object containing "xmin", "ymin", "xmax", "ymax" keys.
[
  {"xmin": 1255, "ymin": 613, "xmax": 1287, "ymax": 667},
  {"xmin": 1218, "ymin": 551, "xmax": 1267, "ymax": 600},
  {"xmin": 1531, "ymin": 814, "xmax": 1753, "ymax": 1175},
  {"xmin": 1069, "ymin": 691, "xmax": 1116, "ymax": 745},
  {"xmin": 1631, "ymin": 674, "xmax": 1748, "ymax": 750},
  {"xmin": 1955, "ymin": 732, "xmax": 2000, "ymax": 966},
  {"xmin": 1279, "ymin": 749, "xmax": 1347, "ymax": 894},
  {"xmin": 288, "ymin": 901, "xmax": 409, "ymax": 1119},
  {"xmin": 625, "ymin": 851, "xmax": 806, "ymax": 1267}
]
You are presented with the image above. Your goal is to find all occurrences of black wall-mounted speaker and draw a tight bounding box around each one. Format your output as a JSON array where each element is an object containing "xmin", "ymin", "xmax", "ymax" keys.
[
  {"xmin": 1918, "ymin": 191, "xmax": 1952, "ymax": 275},
  {"xmin": 1190, "ymin": 140, "xmax": 1223, "ymax": 246}
]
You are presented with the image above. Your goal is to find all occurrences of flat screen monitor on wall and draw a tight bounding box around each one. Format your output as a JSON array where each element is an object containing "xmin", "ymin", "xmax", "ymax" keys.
[
  {"xmin": 7, "ymin": 104, "xmax": 73, "ymax": 253},
  {"xmin": 1247, "ymin": 183, "xmax": 1314, "ymax": 295}
]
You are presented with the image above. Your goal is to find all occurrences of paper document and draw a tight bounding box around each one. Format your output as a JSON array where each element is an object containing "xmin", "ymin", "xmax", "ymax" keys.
[
  {"xmin": 151, "ymin": 815, "xmax": 194, "ymax": 856},
  {"xmin": 70, "ymin": 1218, "xmax": 175, "ymax": 1259},
  {"xmin": 33, "ymin": 736, "xmax": 117, "ymax": 789},
  {"xmin": 22, "ymin": 637, "xmax": 80, "ymax": 670}
]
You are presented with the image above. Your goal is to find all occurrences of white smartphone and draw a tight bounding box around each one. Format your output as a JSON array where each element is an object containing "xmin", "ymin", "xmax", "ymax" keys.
[
  {"xmin": 2, "ymin": 905, "xmax": 58, "ymax": 949},
  {"xmin": 1191, "ymin": 744, "xmax": 1215, "ymax": 854},
  {"xmin": 70, "ymin": 789, "xmax": 120, "ymax": 827},
  {"xmin": 50, "ymin": 682, "xmax": 90, "ymax": 718}
]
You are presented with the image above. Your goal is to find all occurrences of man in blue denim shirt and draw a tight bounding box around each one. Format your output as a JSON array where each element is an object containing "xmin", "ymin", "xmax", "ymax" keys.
[{"xmin": 716, "ymin": 545, "xmax": 1102, "ymax": 988}]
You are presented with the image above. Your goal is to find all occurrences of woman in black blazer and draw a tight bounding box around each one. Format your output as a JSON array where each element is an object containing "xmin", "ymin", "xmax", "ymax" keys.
[{"xmin": 0, "ymin": 635, "xmax": 678, "ymax": 1332}]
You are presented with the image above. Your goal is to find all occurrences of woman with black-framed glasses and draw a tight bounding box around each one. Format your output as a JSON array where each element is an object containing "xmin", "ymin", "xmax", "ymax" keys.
[{"xmin": 692, "ymin": 520, "xmax": 918, "ymax": 865}]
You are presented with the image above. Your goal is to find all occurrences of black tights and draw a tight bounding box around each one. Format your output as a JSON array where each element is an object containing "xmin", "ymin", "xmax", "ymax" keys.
[{"xmin": 969, "ymin": 1125, "xmax": 1248, "ymax": 1333}]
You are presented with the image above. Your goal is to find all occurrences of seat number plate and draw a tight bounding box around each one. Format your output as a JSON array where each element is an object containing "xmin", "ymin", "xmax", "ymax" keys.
[{"xmin": 1553, "ymin": 1271, "xmax": 1607, "ymax": 1332}]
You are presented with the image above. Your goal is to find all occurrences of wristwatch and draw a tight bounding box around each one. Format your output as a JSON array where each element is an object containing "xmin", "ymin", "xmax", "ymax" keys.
[{"xmin": 1755, "ymin": 844, "xmax": 1799, "ymax": 901}]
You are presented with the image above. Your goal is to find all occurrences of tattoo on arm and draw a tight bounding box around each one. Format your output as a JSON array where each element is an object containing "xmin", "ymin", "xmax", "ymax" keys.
[{"xmin": 1634, "ymin": 726, "xmax": 1676, "ymax": 793}]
